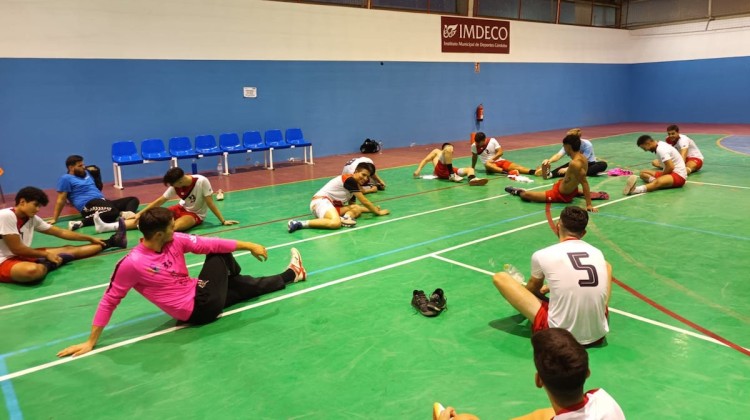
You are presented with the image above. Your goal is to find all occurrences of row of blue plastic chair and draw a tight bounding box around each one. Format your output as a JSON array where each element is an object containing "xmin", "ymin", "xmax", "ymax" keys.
[{"xmin": 112, "ymin": 128, "xmax": 313, "ymax": 189}]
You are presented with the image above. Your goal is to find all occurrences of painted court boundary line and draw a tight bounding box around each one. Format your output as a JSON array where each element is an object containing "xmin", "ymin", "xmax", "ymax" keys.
[
  {"xmin": 430, "ymin": 255, "xmax": 745, "ymax": 351},
  {"xmin": 3, "ymin": 188, "xmax": 744, "ymax": 381},
  {"xmin": 0, "ymin": 184, "xmax": 551, "ymax": 313},
  {"xmin": 2, "ymin": 193, "xmax": 641, "ymax": 383}
]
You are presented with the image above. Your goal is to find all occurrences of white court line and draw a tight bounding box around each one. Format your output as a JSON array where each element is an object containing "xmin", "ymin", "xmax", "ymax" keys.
[
  {"xmin": 0, "ymin": 184, "xmax": 552, "ymax": 312},
  {"xmin": 0, "ymin": 193, "xmax": 642, "ymax": 382},
  {"xmin": 0, "ymin": 191, "xmax": 574, "ymax": 381},
  {"xmin": 686, "ymin": 180, "xmax": 750, "ymax": 190},
  {"xmin": 430, "ymin": 255, "xmax": 749, "ymax": 351}
]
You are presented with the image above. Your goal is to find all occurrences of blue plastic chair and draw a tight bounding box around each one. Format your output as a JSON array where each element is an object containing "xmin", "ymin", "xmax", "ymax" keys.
[
  {"xmin": 264, "ymin": 129, "xmax": 291, "ymax": 149},
  {"xmin": 285, "ymin": 128, "xmax": 314, "ymax": 164},
  {"xmin": 169, "ymin": 136, "xmax": 199, "ymax": 159},
  {"xmin": 219, "ymin": 133, "xmax": 246, "ymax": 154},
  {"xmin": 141, "ymin": 138, "xmax": 172, "ymax": 161},
  {"xmin": 195, "ymin": 135, "xmax": 223, "ymax": 156},
  {"xmin": 242, "ymin": 131, "xmax": 269, "ymax": 151},
  {"xmin": 242, "ymin": 131, "xmax": 271, "ymax": 169},
  {"xmin": 195, "ymin": 134, "xmax": 227, "ymax": 174},
  {"xmin": 112, "ymin": 140, "xmax": 143, "ymax": 189},
  {"xmin": 264, "ymin": 129, "xmax": 292, "ymax": 170}
]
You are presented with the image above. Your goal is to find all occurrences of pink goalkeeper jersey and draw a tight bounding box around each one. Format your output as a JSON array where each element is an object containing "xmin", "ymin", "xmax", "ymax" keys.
[{"xmin": 93, "ymin": 233, "xmax": 237, "ymax": 326}]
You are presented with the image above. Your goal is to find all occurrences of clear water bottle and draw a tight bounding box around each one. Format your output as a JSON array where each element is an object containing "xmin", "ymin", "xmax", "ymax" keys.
[
  {"xmin": 217, "ymin": 160, "xmax": 223, "ymax": 176},
  {"xmin": 503, "ymin": 264, "xmax": 526, "ymax": 285}
]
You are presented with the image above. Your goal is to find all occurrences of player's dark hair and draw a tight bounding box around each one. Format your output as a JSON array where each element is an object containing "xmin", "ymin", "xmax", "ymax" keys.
[
  {"xmin": 637, "ymin": 135, "xmax": 653, "ymax": 146},
  {"xmin": 65, "ymin": 155, "xmax": 84, "ymax": 169},
  {"xmin": 667, "ymin": 124, "xmax": 680, "ymax": 132},
  {"xmin": 474, "ymin": 132, "xmax": 486, "ymax": 143},
  {"xmin": 562, "ymin": 134, "xmax": 581, "ymax": 152},
  {"xmin": 532, "ymin": 328, "xmax": 589, "ymax": 406},
  {"xmin": 15, "ymin": 186, "xmax": 49, "ymax": 206},
  {"xmin": 138, "ymin": 207, "xmax": 174, "ymax": 240},
  {"xmin": 559, "ymin": 206, "xmax": 588, "ymax": 236},
  {"xmin": 441, "ymin": 142, "xmax": 453, "ymax": 150},
  {"xmin": 354, "ymin": 162, "xmax": 375, "ymax": 175},
  {"xmin": 163, "ymin": 167, "xmax": 185, "ymax": 186}
]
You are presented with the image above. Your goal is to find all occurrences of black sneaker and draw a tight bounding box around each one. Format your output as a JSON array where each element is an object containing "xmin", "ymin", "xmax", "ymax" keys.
[
  {"xmin": 411, "ymin": 290, "xmax": 438, "ymax": 317},
  {"xmin": 109, "ymin": 218, "xmax": 128, "ymax": 248},
  {"xmin": 427, "ymin": 288, "xmax": 447, "ymax": 312},
  {"xmin": 505, "ymin": 186, "xmax": 525, "ymax": 196}
]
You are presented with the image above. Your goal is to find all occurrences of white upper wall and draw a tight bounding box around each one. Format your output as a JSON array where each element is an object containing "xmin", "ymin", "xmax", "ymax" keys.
[
  {"xmin": 0, "ymin": 0, "xmax": 748, "ymax": 64},
  {"xmin": 629, "ymin": 17, "xmax": 750, "ymax": 63}
]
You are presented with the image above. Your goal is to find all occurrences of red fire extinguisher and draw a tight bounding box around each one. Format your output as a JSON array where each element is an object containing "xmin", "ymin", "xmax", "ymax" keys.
[{"xmin": 476, "ymin": 104, "xmax": 484, "ymax": 122}]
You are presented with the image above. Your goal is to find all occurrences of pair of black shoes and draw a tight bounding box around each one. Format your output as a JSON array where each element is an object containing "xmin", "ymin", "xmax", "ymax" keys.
[{"xmin": 411, "ymin": 289, "xmax": 447, "ymax": 317}]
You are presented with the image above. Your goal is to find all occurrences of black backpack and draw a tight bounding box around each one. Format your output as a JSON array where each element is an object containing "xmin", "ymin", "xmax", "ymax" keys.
[{"xmin": 360, "ymin": 138, "xmax": 381, "ymax": 154}]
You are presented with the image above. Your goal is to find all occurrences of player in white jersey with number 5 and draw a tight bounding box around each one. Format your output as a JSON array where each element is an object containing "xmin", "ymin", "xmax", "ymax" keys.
[
  {"xmin": 492, "ymin": 206, "xmax": 611, "ymax": 346},
  {"xmin": 623, "ymin": 134, "xmax": 687, "ymax": 195}
]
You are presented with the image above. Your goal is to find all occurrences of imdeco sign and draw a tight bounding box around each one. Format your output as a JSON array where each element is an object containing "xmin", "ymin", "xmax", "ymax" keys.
[{"xmin": 441, "ymin": 16, "xmax": 510, "ymax": 54}]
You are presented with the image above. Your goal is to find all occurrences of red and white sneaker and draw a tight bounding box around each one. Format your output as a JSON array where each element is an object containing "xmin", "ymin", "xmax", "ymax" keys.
[{"xmin": 288, "ymin": 247, "xmax": 306, "ymax": 282}]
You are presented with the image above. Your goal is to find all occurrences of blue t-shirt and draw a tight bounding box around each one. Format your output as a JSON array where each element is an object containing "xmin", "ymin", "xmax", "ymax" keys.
[
  {"xmin": 56, "ymin": 174, "xmax": 104, "ymax": 211},
  {"xmin": 558, "ymin": 139, "xmax": 597, "ymax": 162}
]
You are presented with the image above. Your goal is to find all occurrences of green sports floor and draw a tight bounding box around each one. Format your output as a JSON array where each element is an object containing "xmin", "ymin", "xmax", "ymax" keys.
[{"xmin": 2, "ymin": 132, "xmax": 749, "ymax": 419}]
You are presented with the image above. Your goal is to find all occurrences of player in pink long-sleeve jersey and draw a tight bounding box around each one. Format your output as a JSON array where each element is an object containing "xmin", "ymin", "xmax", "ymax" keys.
[{"xmin": 58, "ymin": 207, "xmax": 306, "ymax": 357}]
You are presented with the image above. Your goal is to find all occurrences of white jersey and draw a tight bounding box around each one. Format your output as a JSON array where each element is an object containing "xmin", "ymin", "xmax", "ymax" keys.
[
  {"xmin": 672, "ymin": 134, "xmax": 704, "ymax": 160},
  {"xmin": 655, "ymin": 141, "xmax": 688, "ymax": 178},
  {"xmin": 554, "ymin": 389, "xmax": 625, "ymax": 420},
  {"xmin": 0, "ymin": 208, "xmax": 52, "ymax": 264},
  {"xmin": 342, "ymin": 157, "xmax": 374, "ymax": 175},
  {"xmin": 163, "ymin": 175, "xmax": 213, "ymax": 220},
  {"xmin": 531, "ymin": 239, "xmax": 609, "ymax": 345},
  {"xmin": 471, "ymin": 137, "xmax": 504, "ymax": 165},
  {"xmin": 313, "ymin": 174, "xmax": 361, "ymax": 206}
]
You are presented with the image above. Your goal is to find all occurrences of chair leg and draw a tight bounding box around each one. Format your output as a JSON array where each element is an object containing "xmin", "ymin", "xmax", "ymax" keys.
[
  {"xmin": 266, "ymin": 148, "xmax": 274, "ymax": 170},
  {"xmin": 113, "ymin": 162, "xmax": 123, "ymax": 190},
  {"xmin": 308, "ymin": 145, "xmax": 314, "ymax": 165}
]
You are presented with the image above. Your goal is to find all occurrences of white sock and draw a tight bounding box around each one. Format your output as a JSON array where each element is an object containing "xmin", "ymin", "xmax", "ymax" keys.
[
  {"xmin": 300, "ymin": 220, "xmax": 310, "ymax": 228},
  {"xmin": 93, "ymin": 213, "xmax": 119, "ymax": 233},
  {"xmin": 634, "ymin": 185, "xmax": 647, "ymax": 194}
]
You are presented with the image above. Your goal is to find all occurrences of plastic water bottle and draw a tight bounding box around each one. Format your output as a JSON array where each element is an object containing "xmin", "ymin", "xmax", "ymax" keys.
[
  {"xmin": 503, "ymin": 264, "xmax": 526, "ymax": 285},
  {"xmin": 217, "ymin": 160, "xmax": 223, "ymax": 176}
]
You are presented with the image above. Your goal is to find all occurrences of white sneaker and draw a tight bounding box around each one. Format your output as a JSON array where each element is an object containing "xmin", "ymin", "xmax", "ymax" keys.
[
  {"xmin": 448, "ymin": 173, "xmax": 463, "ymax": 183},
  {"xmin": 340, "ymin": 215, "xmax": 357, "ymax": 227},
  {"xmin": 120, "ymin": 211, "xmax": 136, "ymax": 219},
  {"xmin": 623, "ymin": 175, "xmax": 638, "ymax": 195},
  {"xmin": 68, "ymin": 221, "xmax": 83, "ymax": 231},
  {"xmin": 288, "ymin": 248, "xmax": 306, "ymax": 282},
  {"xmin": 216, "ymin": 189, "xmax": 225, "ymax": 201}
]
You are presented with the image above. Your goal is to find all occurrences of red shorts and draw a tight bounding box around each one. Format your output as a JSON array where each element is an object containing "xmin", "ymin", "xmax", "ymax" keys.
[
  {"xmin": 686, "ymin": 157, "xmax": 703, "ymax": 172},
  {"xmin": 532, "ymin": 301, "xmax": 550, "ymax": 333},
  {"xmin": 653, "ymin": 172, "xmax": 686, "ymax": 188},
  {"xmin": 532, "ymin": 302, "xmax": 610, "ymax": 345},
  {"xmin": 434, "ymin": 161, "xmax": 458, "ymax": 179},
  {"xmin": 492, "ymin": 159, "xmax": 513, "ymax": 171},
  {"xmin": 545, "ymin": 180, "xmax": 578, "ymax": 203},
  {"xmin": 0, "ymin": 256, "xmax": 37, "ymax": 283},
  {"xmin": 168, "ymin": 205, "xmax": 203, "ymax": 225}
]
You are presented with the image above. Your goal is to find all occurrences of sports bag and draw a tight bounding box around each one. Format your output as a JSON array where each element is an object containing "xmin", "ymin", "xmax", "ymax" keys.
[{"xmin": 360, "ymin": 138, "xmax": 381, "ymax": 154}]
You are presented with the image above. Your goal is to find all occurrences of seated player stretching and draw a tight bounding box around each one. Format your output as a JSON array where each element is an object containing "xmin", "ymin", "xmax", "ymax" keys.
[
  {"xmin": 288, "ymin": 162, "xmax": 390, "ymax": 232},
  {"xmin": 506, "ymin": 135, "xmax": 599, "ymax": 212}
]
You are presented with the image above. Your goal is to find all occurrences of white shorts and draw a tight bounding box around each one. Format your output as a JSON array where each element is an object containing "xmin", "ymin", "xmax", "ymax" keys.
[{"xmin": 310, "ymin": 197, "xmax": 340, "ymax": 219}]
